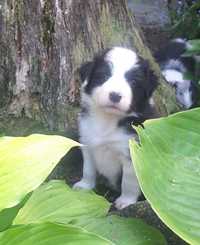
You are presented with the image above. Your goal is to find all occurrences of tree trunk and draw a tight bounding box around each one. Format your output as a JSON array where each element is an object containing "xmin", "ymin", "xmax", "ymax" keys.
[{"xmin": 0, "ymin": 0, "xmax": 180, "ymax": 131}]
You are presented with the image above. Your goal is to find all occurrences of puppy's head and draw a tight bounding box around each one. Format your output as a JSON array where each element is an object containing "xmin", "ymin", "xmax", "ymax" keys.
[
  {"xmin": 162, "ymin": 69, "xmax": 198, "ymax": 109},
  {"xmin": 79, "ymin": 47, "xmax": 157, "ymax": 116}
]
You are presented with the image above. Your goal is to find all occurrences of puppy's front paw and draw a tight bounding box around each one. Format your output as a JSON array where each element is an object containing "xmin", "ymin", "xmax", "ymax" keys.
[
  {"xmin": 114, "ymin": 195, "xmax": 137, "ymax": 210},
  {"xmin": 73, "ymin": 179, "xmax": 95, "ymax": 190}
]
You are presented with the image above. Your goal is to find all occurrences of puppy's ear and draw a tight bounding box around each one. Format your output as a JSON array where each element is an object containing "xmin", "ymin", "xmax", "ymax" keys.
[{"xmin": 78, "ymin": 61, "xmax": 93, "ymax": 83}]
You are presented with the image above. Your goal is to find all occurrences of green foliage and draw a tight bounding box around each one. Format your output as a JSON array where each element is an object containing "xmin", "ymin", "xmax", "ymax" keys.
[
  {"xmin": 0, "ymin": 204, "xmax": 22, "ymax": 232},
  {"xmin": 171, "ymin": 1, "xmax": 200, "ymax": 39},
  {"xmin": 130, "ymin": 108, "xmax": 200, "ymax": 245},
  {"xmin": 168, "ymin": 0, "xmax": 200, "ymax": 92},
  {"xmin": 170, "ymin": 1, "xmax": 200, "ymax": 88},
  {"xmin": 184, "ymin": 39, "xmax": 200, "ymax": 87},
  {"xmin": 14, "ymin": 180, "xmax": 110, "ymax": 225},
  {"xmin": 0, "ymin": 193, "xmax": 30, "ymax": 232},
  {"xmin": 0, "ymin": 134, "xmax": 166, "ymax": 244},
  {"xmin": 0, "ymin": 223, "xmax": 112, "ymax": 245},
  {"xmin": 13, "ymin": 180, "xmax": 166, "ymax": 245},
  {"xmin": 0, "ymin": 134, "xmax": 79, "ymax": 211},
  {"xmin": 78, "ymin": 216, "xmax": 165, "ymax": 245},
  {"xmin": 2, "ymin": 107, "xmax": 200, "ymax": 245},
  {"xmin": 184, "ymin": 39, "xmax": 200, "ymax": 56}
]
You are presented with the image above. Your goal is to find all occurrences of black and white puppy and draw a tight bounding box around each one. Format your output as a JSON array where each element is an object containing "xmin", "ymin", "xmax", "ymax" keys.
[
  {"xmin": 73, "ymin": 47, "xmax": 157, "ymax": 209},
  {"xmin": 156, "ymin": 38, "xmax": 198, "ymax": 109}
]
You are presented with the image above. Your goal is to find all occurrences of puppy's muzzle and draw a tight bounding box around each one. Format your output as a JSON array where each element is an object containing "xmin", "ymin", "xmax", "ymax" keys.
[{"xmin": 109, "ymin": 92, "xmax": 122, "ymax": 103}]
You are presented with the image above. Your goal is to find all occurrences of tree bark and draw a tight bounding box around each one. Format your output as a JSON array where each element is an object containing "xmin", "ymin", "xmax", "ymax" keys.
[{"xmin": 0, "ymin": 0, "xmax": 180, "ymax": 131}]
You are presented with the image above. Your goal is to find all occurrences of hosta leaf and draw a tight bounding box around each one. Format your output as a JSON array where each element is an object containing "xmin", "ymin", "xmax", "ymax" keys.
[
  {"xmin": 0, "ymin": 134, "xmax": 79, "ymax": 211},
  {"xmin": 0, "ymin": 223, "xmax": 112, "ymax": 245},
  {"xmin": 130, "ymin": 108, "xmax": 200, "ymax": 245},
  {"xmin": 14, "ymin": 180, "xmax": 166, "ymax": 245},
  {"xmin": 0, "ymin": 193, "xmax": 31, "ymax": 232},
  {"xmin": 14, "ymin": 180, "xmax": 110, "ymax": 225},
  {"xmin": 78, "ymin": 216, "xmax": 167, "ymax": 245},
  {"xmin": 0, "ymin": 205, "xmax": 22, "ymax": 232}
]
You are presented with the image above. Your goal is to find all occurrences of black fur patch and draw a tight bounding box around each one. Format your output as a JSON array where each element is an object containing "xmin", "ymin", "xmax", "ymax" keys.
[
  {"xmin": 118, "ymin": 103, "xmax": 158, "ymax": 134},
  {"xmin": 155, "ymin": 39, "xmax": 195, "ymax": 73},
  {"xmin": 125, "ymin": 58, "xmax": 158, "ymax": 114},
  {"xmin": 190, "ymin": 81, "xmax": 199, "ymax": 108},
  {"xmin": 155, "ymin": 40, "xmax": 187, "ymax": 62},
  {"xmin": 78, "ymin": 50, "xmax": 112, "ymax": 94},
  {"xmin": 118, "ymin": 116, "xmax": 144, "ymax": 134},
  {"xmin": 79, "ymin": 62, "xmax": 94, "ymax": 83},
  {"xmin": 84, "ymin": 58, "xmax": 111, "ymax": 94}
]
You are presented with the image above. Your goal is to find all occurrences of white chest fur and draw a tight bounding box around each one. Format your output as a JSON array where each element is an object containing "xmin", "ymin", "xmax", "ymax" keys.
[
  {"xmin": 79, "ymin": 109, "xmax": 135, "ymax": 186},
  {"xmin": 75, "ymin": 109, "xmax": 141, "ymax": 209},
  {"xmin": 80, "ymin": 110, "xmax": 132, "ymax": 146}
]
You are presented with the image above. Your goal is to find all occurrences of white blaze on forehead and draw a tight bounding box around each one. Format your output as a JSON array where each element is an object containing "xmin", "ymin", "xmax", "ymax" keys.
[
  {"xmin": 105, "ymin": 47, "xmax": 138, "ymax": 73},
  {"xmin": 173, "ymin": 38, "xmax": 186, "ymax": 44},
  {"xmin": 162, "ymin": 69, "xmax": 184, "ymax": 85}
]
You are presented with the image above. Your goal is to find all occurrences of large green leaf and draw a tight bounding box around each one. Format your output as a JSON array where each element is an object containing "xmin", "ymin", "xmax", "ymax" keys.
[
  {"xmin": 79, "ymin": 216, "xmax": 166, "ymax": 245},
  {"xmin": 0, "ymin": 134, "xmax": 79, "ymax": 211},
  {"xmin": 14, "ymin": 180, "xmax": 167, "ymax": 245},
  {"xmin": 0, "ymin": 193, "xmax": 31, "ymax": 232},
  {"xmin": 0, "ymin": 205, "xmax": 22, "ymax": 232},
  {"xmin": 14, "ymin": 180, "xmax": 110, "ymax": 224},
  {"xmin": 0, "ymin": 223, "xmax": 112, "ymax": 245},
  {"xmin": 130, "ymin": 108, "xmax": 200, "ymax": 245}
]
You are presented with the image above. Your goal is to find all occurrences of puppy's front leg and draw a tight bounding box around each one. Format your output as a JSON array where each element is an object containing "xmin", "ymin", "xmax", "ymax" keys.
[
  {"xmin": 115, "ymin": 160, "xmax": 140, "ymax": 209},
  {"xmin": 73, "ymin": 146, "xmax": 96, "ymax": 190}
]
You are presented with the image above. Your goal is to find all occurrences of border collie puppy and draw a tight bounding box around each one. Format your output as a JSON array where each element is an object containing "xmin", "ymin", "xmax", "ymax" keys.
[
  {"xmin": 73, "ymin": 47, "xmax": 157, "ymax": 209},
  {"xmin": 156, "ymin": 38, "xmax": 198, "ymax": 109}
]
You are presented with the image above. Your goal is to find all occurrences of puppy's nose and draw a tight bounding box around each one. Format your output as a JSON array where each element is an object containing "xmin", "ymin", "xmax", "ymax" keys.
[{"xmin": 109, "ymin": 92, "xmax": 122, "ymax": 103}]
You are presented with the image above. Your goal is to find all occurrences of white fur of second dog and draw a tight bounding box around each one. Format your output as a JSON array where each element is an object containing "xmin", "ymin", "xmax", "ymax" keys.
[{"xmin": 162, "ymin": 69, "xmax": 193, "ymax": 109}]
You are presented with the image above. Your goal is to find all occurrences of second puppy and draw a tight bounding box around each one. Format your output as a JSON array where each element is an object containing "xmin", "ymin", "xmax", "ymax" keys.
[{"xmin": 156, "ymin": 38, "xmax": 198, "ymax": 109}]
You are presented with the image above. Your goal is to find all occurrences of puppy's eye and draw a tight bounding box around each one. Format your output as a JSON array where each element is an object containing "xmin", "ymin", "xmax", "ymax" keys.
[
  {"xmin": 93, "ymin": 73, "xmax": 110, "ymax": 83},
  {"xmin": 125, "ymin": 69, "xmax": 137, "ymax": 83},
  {"xmin": 90, "ymin": 63, "xmax": 111, "ymax": 84}
]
